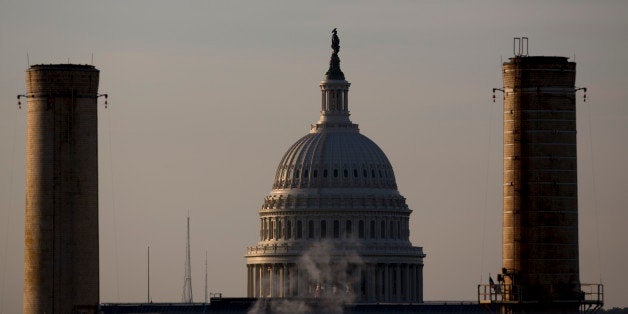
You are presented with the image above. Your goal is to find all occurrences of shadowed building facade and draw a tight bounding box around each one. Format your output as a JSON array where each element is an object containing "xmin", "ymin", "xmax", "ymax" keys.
[
  {"xmin": 245, "ymin": 31, "xmax": 425, "ymax": 303},
  {"xmin": 23, "ymin": 64, "xmax": 100, "ymax": 313}
]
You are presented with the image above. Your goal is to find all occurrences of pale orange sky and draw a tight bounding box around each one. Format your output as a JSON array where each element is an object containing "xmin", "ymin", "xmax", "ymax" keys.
[{"xmin": 1, "ymin": 1, "xmax": 627, "ymax": 312}]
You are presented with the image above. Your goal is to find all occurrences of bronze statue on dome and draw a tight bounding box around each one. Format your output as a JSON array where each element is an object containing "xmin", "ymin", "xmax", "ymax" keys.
[{"xmin": 331, "ymin": 28, "xmax": 340, "ymax": 54}]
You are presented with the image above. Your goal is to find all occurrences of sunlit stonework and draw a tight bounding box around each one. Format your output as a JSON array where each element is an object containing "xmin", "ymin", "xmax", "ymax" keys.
[{"xmin": 245, "ymin": 30, "xmax": 425, "ymax": 303}]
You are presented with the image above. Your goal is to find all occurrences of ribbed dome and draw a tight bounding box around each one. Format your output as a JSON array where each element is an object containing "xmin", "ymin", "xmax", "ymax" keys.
[{"xmin": 272, "ymin": 129, "xmax": 397, "ymax": 190}]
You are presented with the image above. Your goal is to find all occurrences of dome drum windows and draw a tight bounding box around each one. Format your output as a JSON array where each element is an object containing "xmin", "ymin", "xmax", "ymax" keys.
[
  {"xmin": 259, "ymin": 216, "xmax": 410, "ymax": 242},
  {"xmin": 358, "ymin": 220, "xmax": 365, "ymax": 239},
  {"xmin": 269, "ymin": 220, "xmax": 274, "ymax": 239},
  {"xmin": 308, "ymin": 220, "xmax": 314, "ymax": 239},
  {"xmin": 380, "ymin": 220, "xmax": 386, "ymax": 239},
  {"xmin": 345, "ymin": 220, "xmax": 352, "ymax": 238},
  {"xmin": 296, "ymin": 221, "xmax": 303, "ymax": 239}
]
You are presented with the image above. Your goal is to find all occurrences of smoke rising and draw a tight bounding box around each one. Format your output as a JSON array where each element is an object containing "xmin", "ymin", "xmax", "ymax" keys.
[{"xmin": 248, "ymin": 240, "xmax": 364, "ymax": 314}]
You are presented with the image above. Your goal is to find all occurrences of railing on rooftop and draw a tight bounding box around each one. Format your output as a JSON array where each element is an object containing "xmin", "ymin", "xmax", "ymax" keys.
[
  {"xmin": 477, "ymin": 283, "xmax": 603, "ymax": 311},
  {"xmin": 477, "ymin": 283, "xmax": 521, "ymax": 304}
]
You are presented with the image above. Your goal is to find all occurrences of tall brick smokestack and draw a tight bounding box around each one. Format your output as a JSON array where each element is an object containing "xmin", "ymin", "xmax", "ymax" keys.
[
  {"xmin": 23, "ymin": 64, "xmax": 100, "ymax": 313},
  {"xmin": 502, "ymin": 56, "xmax": 580, "ymax": 311}
]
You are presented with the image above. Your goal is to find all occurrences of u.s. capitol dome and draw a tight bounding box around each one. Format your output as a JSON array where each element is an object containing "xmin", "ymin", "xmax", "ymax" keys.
[{"xmin": 245, "ymin": 30, "xmax": 425, "ymax": 303}]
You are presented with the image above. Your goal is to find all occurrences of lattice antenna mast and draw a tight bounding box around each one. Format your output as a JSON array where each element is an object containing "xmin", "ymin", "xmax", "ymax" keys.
[{"xmin": 182, "ymin": 215, "xmax": 193, "ymax": 302}]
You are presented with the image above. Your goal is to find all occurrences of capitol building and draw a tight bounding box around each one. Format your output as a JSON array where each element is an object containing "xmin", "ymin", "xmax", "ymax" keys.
[{"xmin": 245, "ymin": 30, "xmax": 425, "ymax": 303}]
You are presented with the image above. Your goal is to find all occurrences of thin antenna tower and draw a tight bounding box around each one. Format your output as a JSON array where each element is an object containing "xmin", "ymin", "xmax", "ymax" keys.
[
  {"xmin": 204, "ymin": 251, "xmax": 208, "ymax": 303},
  {"xmin": 182, "ymin": 215, "xmax": 193, "ymax": 303},
  {"xmin": 147, "ymin": 246, "xmax": 151, "ymax": 303}
]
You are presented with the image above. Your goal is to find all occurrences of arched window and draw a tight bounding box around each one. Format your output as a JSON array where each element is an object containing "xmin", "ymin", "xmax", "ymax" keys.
[
  {"xmin": 277, "ymin": 220, "xmax": 282, "ymax": 239},
  {"xmin": 343, "ymin": 169, "xmax": 348, "ymax": 178},
  {"xmin": 296, "ymin": 221, "xmax": 302, "ymax": 239},
  {"xmin": 370, "ymin": 220, "xmax": 375, "ymax": 239},
  {"xmin": 286, "ymin": 220, "xmax": 292, "ymax": 239},
  {"xmin": 304, "ymin": 169, "xmax": 309, "ymax": 178},
  {"xmin": 397, "ymin": 221, "xmax": 401, "ymax": 239},
  {"xmin": 308, "ymin": 220, "xmax": 314, "ymax": 239},
  {"xmin": 353, "ymin": 169, "xmax": 358, "ymax": 177},
  {"xmin": 320, "ymin": 220, "xmax": 327, "ymax": 239},
  {"xmin": 346, "ymin": 220, "xmax": 352, "ymax": 238},
  {"xmin": 363, "ymin": 169, "xmax": 368, "ymax": 177},
  {"xmin": 333, "ymin": 220, "xmax": 340, "ymax": 238},
  {"xmin": 389, "ymin": 221, "xmax": 394, "ymax": 239},
  {"xmin": 333, "ymin": 169, "xmax": 338, "ymax": 177},
  {"xmin": 324, "ymin": 169, "xmax": 328, "ymax": 178},
  {"xmin": 294, "ymin": 170, "xmax": 300, "ymax": 178},
  {"xmin": 313, "ymin": 170, "xmax": 318, "ymax": 178},
  {"xmin": 359, "ymin": 220, "xmax": 365, "ymax": 238},
  {"xmin": 372, "ymin": 169, "xmax": 376, "ymax": 178}
]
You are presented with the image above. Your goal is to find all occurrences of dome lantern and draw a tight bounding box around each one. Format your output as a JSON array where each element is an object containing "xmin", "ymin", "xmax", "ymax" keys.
[{"xmin": 313, "ymin": 28, "xmax": 355, "ymax": 132}]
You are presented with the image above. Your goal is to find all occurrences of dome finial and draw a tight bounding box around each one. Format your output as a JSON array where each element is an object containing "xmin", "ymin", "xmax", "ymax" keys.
[{"xmin": 325, "ymin": 28, "xmax": 345, "ymax": 80}]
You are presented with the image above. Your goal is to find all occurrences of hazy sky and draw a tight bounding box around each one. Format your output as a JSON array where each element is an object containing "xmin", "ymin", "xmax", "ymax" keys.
[{"xmin": 1, "ymin": 1, "xmax": 627, "ymax": 312}]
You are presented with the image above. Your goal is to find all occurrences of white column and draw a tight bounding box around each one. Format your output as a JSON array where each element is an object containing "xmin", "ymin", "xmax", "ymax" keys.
[
  {"xmin": 418, "ymin": 264, "xmax": 423, "ymax": 302},
  {"xmin": 325, "ymin": 90, "xmax": 330, "ymax": 111},
  {"xmin": 258, "ymin": 265, "xmax": 264, "ymax": 297},
  {"xmin": 377, "ymin": 264, "xmax": 383, "ymax": 301},
  {"xmin": 298, "ymin": 267, "xmax": 306, "ymax": 297},
  {"xmin": 404, "ymin": 264, "xmax": 410, "ymax": 302},
  {"xmin": 354, "ymin": 265, "xmax": 362, "ymax": 299},
  {"xmin": 247, "ymin": 265, "xmax": 252, "ymax": 297},
  {"xmin": 289, "ymin": 264, "xmax": 296, "ymax": 297},
  {"xmin": 410, "ymin": 264, "xmax": 416, "ymax": 302},
  {"xmin": 383, "ymin": 264, "xmax": 389, "ymax": 301},
  {"xmin": 368, "ymin": 264, "xmax": 375, "ymax": 301},
  {"xmin": 395, "ymin": 264, "xmax": 400, "ymax": 301},
  {"xmin": 279, "ymin": 265, "xmax": 284, "ymax": 297},
  {"xmin": 265, "ymin": 264, "xmax": 274, "ymax": 298}
]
